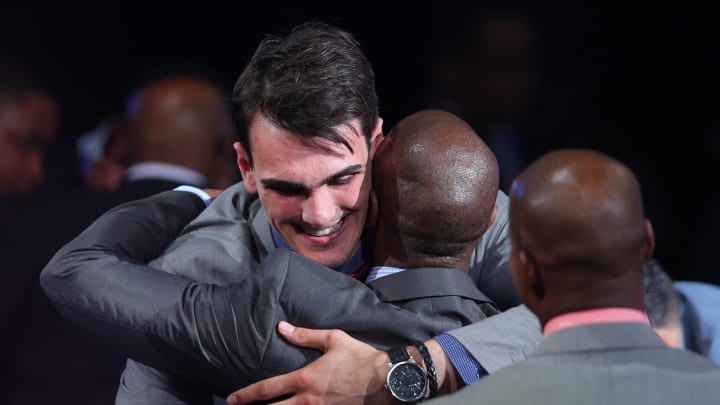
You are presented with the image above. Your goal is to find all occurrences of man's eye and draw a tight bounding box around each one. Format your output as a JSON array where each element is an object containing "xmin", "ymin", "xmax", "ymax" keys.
[
  {"xmin": 330, "ymin": 175, "xmax": 353, "ymax": 186},
  {"xmin": 271, "ymin": 187, "xmax": 306, "ymax": 197}
]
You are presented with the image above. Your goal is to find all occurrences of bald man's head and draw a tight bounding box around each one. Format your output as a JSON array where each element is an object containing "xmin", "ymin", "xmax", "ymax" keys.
[
  {"xmin": 371, "ymin": 109, "xmax": 499, "ymax": 269},
  {"xmin": 125, "ymin": 76, "xmax": 236, "ymax": 187},
  {"xmin": 508, "ymin": 149, "xmax": 653, "ymax": 320}
]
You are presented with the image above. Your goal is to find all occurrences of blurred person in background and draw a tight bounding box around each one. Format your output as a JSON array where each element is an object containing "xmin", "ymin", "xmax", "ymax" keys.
[
  {"xmin": 0, "ymin": 52, "xmax": 59, "ymax": 197},
  {"xmin": 644, "ymin": 257, "xmax": 720, "ymax": 365}
]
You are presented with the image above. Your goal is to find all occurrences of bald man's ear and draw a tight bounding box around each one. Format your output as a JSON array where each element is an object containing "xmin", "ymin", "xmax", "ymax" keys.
[
  {"xmin": 644, "ymin": 219, "xmax": 655, "ymax": 260},
  {"xmin": 234, "ymin": 142, "xmax": 257, "ymax": 193},
  {"xmin": 519, "ymin": 249, "xmax": 544, "ymax": 303},
  {"xmin": 484, "ymin": 204, "xmax": 499, "ymax": 232},
  {"xmin": 366, "ymin": 190, "xmax": 379, "ymax": 229}
]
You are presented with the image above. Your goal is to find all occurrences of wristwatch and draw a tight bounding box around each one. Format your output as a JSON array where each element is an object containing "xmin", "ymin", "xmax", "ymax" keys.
[{"xmin": 385, "ymin": 346, "xmax": 428, "ymax": 403}]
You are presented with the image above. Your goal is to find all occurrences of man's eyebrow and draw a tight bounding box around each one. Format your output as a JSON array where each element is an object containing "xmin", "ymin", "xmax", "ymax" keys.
[
  {"xmin": 325, "ymin": 164, "xmax": 364, "ymax": 182},
  {"xmin": 260, "ymin": 164, "xmax": 365, "ymax": 191}
]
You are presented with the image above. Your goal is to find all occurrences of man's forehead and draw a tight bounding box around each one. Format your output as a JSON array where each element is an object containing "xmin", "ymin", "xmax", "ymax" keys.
[
  {"xmin": 0, "ymin": 100, "xmax": 57, "ymax": 140},
  {"xmin": 249, "ymin": 124, "xmax": 369, "ymax": 187},
  {"xmin": 251, "ymin": 113, "xmax": 364, "ymax": 144}
]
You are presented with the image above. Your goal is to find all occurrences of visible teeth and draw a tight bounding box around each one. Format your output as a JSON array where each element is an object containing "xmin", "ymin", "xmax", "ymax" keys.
[{"xmin": 305, "ymin": 219, "xmax": 343, "ymax": 236}]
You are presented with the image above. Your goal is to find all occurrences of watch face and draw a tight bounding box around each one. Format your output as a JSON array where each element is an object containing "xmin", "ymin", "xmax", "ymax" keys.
[{"xmin": 387, "ymin": 362, "xmax": 427, "ymax": 402}]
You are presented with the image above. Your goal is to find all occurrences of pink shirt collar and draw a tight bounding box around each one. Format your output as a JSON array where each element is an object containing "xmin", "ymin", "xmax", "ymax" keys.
[{"xmin": 543, "ymin": 307, "xmax": 650, "ymax": 337}]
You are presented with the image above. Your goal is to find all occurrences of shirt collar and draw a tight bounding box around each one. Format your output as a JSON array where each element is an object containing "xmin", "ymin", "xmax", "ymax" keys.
[
  {"xmin": 125, "ymin": 162, "xmax": 207, "ymax": 186},
  {"xmin": 543, "ymin": 307, "xmax": 650, "ymax": 336},
  {"xmin": 365, "ymin": 266, "xmax": 405, "ymax": 284}
]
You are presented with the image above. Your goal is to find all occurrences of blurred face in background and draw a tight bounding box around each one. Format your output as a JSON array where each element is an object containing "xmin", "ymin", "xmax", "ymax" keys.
[{"xmin": 0, "ymin": 92, "xmax": 58, "ymax": 195}]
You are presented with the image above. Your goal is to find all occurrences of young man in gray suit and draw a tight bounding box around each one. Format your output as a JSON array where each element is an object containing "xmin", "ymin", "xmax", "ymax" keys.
[
  {"xmin": 243, "ymin": 149, "xmax": 720, "ymax": 404},
  {"xmin": 42, "ymin": 108, "xmax": 541, "ymax": 403}
]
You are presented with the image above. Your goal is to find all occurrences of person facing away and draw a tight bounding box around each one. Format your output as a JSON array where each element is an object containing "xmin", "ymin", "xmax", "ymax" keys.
[
  {"xmin": 368, "ymin": 108, "xmax": 500, "ymax": 278},
  {"xmin": 0, "ymin": 52, "xmax": 59, "ymax": 197},
  {"xmin": 427, "ymin": 149, "xmax": 720, "ymax": 404},
  {"xmin": 354, "ymin": 107, "xmax": 505, "ymax": 325},
  {"xmin": 644, "ymin": 257, "xmax": 720, "ymax": 365},
  {"xmin": 96, "ymin": 74, "xmax": 236, "ymax": 197}
]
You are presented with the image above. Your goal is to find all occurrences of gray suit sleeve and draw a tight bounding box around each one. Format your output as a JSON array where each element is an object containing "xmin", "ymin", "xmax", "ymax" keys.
[
  {"xmin": 39, "ymin": 191, "xmax": 268, "ymax": 395},
  {"xmin": 40, "ymin": 190, "xmax": 227, "ymax": 400},
  {"xmin": 469, "ymin": 190, "xmax": 520, "ymax": 310},
  {"xmin": 449, "ymin": 192, "xmax": 542, "ymax": 373},
  {"xmin": 445, "ymin": 305, "xmax": 542, "ymax": 373}
]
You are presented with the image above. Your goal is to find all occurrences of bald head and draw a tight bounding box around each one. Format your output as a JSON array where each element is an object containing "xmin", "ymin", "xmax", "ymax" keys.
[
  {"xmin": 509, "ymin": 149, "xmax": 653, "ymax": 319},
  {"xmin": 126, "ymin": 76, "xmax": 235, "ymax": 186},
  {"xmin": 371, "ymin": 109, "xmax": 499, "ymax": 269}
]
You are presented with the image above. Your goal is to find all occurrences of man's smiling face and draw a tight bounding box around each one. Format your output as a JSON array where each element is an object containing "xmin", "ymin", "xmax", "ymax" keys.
[{"xmin": 236, "ymin": 113, "xmax": 381, "ymax": 269}]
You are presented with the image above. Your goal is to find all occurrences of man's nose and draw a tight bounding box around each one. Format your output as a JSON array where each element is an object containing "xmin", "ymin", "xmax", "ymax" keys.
[{"xmin": 301, "ymin": 186, "xmax": 339, "ymax": 228}]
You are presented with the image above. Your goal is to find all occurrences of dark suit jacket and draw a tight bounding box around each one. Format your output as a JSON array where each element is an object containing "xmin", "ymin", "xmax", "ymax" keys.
[
  {"xmin": 428, "ymin": 322, "xmax": 720, "ymax": 405},
  {"xmin": 0, "ymin": 178, "xmax": 194, "ymax": 403},
  {"xmin": 41, "ymin": 189, "xmax": 501, "ymax": 400}
]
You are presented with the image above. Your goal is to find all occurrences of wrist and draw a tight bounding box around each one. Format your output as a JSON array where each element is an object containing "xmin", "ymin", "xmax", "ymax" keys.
[
  {"xmin": 373, "ymin": 350, "xmax": 400, "ymax": 404},
  {"xmin": 424, "ymin": 339, "xmax": 462, "ymax": 394},
  {"xmin": 410, "ymin": 341, "xmax": 437, "ymax": 399}
]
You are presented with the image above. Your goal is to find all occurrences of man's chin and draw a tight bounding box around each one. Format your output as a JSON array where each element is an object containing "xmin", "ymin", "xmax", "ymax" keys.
[{"xmin": 299, "ymin": 250, "xmax": 351, "ymax": 271}]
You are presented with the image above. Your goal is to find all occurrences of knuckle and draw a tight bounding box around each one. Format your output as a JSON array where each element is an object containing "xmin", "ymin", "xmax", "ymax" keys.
[
  {"xmin": 256, "ymin": 382, "xmax": 274, "ymax": 399},
  {"xmin": 295, "ymin": 368, "xmax": 314, "ymax": 386},
  {"xmin": 327, "ymin": 329, "xmax": 346, "ymax": 344}
]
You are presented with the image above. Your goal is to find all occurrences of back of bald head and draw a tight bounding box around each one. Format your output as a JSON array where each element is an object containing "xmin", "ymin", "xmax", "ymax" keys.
[
  {"xmin": 126, "ymin": 76, "xmax": 234, "ymax": 176},
  {"xmin": 375, "ymin": 109, "xmax": 499, "ymax": 265},
  {"xmin": 509, "ymin": 149, "xmax": 648, "ymax": 279}
]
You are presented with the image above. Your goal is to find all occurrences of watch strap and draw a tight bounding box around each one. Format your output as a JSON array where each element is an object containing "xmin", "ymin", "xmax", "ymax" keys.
[
  {"xmin": 387, "ymin": 346, "xmax": 411, "ymax": 364},
  {"xmin": 413, "ymin": 341, "xmax": 438, "ymax": 398}
]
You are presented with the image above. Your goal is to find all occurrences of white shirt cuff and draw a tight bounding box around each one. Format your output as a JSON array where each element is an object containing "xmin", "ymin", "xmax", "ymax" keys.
[{"xmin": 174, "ymin": 185, "xmax": 212, "ymax": 207}]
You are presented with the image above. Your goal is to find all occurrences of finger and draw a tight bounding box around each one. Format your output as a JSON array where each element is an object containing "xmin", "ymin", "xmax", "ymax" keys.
[
  {"xmin": 277, "ymin": 321, "xmax": 332, "ymax": 351},
  {"xmin": 227, "ymin": 372, "xmax": 297, "ymax": 404}
]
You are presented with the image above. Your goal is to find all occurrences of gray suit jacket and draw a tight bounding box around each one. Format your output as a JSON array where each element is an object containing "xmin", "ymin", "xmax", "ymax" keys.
[{"xmin": 428, "ymin": 322, "xmax": 720, "ymax": 405}]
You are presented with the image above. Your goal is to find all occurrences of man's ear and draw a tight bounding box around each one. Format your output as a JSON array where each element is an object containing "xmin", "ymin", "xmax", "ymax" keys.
[
  {"xmin": 234, "ymin": 142, "xmax": 257, "ymax": 193},
  {"xmin": 644, "ymin": 219, "xmax": 655, "ymax": 260},
  {"xmin": 369, "ymin": 118, "xmax": 384, "ymax": 158},
  {"xmin": 366, "ymin": 190, "xmax": 379, "ymax": 229},
  {"xmin": 519, "ymin": 249, "xmax": 544, "ymax": 301},
  {"xmin": 484, "ymin": 204, "xmax": 498, "ymax": 232}
]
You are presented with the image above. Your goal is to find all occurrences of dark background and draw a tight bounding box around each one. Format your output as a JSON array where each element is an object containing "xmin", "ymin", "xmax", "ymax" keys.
[{"xmin": 2, "ymin": 1, "xmax": 718, "ymax": 284}]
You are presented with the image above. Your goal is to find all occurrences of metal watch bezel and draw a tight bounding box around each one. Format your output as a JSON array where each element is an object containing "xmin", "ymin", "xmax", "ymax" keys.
[{"xmin": 385, "ymin": 357, "xmax": 428, "ymax": 403}]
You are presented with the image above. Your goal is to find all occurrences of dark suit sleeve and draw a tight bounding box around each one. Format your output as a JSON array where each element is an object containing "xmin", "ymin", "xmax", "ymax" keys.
[{"xmin": 39, "ymin": 191, "xmax": 238, "ymax": 387}]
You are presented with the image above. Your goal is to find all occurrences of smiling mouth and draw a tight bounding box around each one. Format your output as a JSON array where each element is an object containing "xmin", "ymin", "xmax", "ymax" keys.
[{"xmin": 304, "ymin": 218, "xmax": 344, "ymax": 237}]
